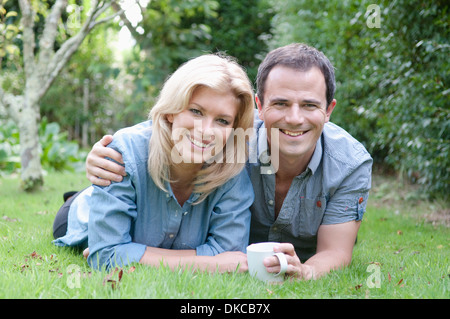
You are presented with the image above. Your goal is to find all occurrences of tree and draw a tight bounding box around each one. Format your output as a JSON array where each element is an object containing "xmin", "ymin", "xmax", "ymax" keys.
[
  {"xmin": 111, "ymin": 0, "xmax": 272, "ymax": 126},
  {"xmin": 0, "ymin": 0, "xmax": 123, "ymax": 191}
]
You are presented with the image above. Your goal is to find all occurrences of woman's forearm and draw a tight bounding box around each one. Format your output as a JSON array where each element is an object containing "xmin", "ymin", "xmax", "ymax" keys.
[{"xmin": 139, "ymin": 247, "xmax": 248, "ymax": 273}]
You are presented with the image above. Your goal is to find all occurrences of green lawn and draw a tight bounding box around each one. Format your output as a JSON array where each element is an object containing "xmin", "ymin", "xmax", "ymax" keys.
[{"xmin": 0, "ymin": 172, "xmax": 448, "ymax": 299}]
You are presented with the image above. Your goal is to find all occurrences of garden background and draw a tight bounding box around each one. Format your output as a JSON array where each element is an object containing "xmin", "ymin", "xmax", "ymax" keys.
[{"xmin": 0, "ymin": 0, "xmax": 448, "ymax": 299}]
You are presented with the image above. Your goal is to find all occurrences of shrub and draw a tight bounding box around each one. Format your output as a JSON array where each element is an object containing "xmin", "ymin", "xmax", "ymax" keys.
[
  {"xmin": 0, "ymin": 118, "xmax": 87, "ymax": 175},
  {"xmin": 268, "ymin": 0, "xmax": 449, "ymax": 199}
]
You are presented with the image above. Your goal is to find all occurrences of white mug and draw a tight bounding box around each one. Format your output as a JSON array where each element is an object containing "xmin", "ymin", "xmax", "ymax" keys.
[{"xmin": 246, "ymin": 242, "xmax": 288, "ymax": 283}]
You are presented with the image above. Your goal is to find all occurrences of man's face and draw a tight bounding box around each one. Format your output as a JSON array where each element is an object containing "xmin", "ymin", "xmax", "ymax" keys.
[{"xmin": 257, "ymin": 65, "xmax": 336, "ymax": 164}]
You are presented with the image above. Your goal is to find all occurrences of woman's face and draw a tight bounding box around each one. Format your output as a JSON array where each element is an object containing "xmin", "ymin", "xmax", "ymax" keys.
[{"xmin": 167, "ymin": 86, "xmax": 239, "ymax": 165}]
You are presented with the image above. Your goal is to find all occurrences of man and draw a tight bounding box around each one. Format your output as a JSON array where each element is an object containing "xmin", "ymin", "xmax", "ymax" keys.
[{"xmin": 85, "ymin": 43, "xmax": 373, "ymax": 280}]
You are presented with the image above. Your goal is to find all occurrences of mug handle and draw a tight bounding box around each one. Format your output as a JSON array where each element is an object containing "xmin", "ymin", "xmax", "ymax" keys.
[{"xmin": 273, "ymin": 252, "xmax": 288, "ymax": 276}]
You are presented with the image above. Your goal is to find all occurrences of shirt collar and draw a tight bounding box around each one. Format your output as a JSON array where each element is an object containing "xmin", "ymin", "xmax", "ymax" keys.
[
  {"xmin": 256, "ymin": 123, "xmax": 276, "ymax": 175},
  {"xmin": 256, "ymin": 122, "xmax": 323, "ymax": 176},
  {"xmin": 165, "ymin": 181, "xmax": 201, "ymax": 203}
]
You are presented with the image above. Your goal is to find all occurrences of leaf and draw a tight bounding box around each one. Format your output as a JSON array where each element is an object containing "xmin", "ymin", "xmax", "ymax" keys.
[
  {"xmin": 28, "ymin": 251, "xmax": 42, "ymax": 260},
  {"xmin": 5, "ymin": 11, "xmax": 18, "ymax": 18},
  {"xmin": 20, "ymin": 264, "xmax": 29, "ymax": 272},
  {"xmin": 2, "ymin": 215, "xmax": 19, "ymax": 222},
  {"xmin": 5, "ymin": 24, "xmax": 18, "ymax": 33},
  {"xmin": 103, "ymin": 267, "xmax": 124, "ymax": 290},
  {"xmin": 368, "ymin": 261, "xmax": 382, "ymax": 266}
]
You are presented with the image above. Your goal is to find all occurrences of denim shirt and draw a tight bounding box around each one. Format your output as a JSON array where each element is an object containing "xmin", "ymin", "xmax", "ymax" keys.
[
  {"xmin": 246, "ymin": 117, "xmax": 372, "ymax": 262},
  {"xmin": 54, "ymin": 121, "xmax": 254, "ymax": 270}
]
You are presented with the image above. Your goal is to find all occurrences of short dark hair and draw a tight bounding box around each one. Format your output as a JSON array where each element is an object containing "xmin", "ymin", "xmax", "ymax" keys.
[{"xmin": 256, "ymin": 43, "xmax": 336, "ymax": 107}]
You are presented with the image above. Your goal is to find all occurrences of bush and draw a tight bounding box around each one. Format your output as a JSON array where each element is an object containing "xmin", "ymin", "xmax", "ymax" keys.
[
  {"xmin": 0, "ymin": 118, "xmax": 87, "ymax": 175},
  {"xmin": 268, "ymin": 0, "xmax": 449, "ymax": 199},
  {"xmin": 0, "ymin": 119, "xmax": 21, "ymax": 173}
]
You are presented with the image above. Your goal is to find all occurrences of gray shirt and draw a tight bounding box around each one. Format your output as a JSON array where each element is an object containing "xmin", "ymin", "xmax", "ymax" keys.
[{"xmin": 246, "ymin": 118, "xmax": 373, "ymax": 262}]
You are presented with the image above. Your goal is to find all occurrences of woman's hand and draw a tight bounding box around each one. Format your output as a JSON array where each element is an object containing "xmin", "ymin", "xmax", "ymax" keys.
[{"xmin": 212, "ymin": 251, "xmax": 248, "ymax": 273}]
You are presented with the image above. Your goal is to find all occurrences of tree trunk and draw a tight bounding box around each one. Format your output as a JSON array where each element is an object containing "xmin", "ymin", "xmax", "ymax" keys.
[
  {"xmin": 82, "ymin": 78, "xmax": 89, "ymax": 148},
  {"xmin": 18, "ymin": 94, "xmax": 43, "ymax": 191},
  {"xmin": 0, "ymin": 0, "xmax": 124, "ymax": 191}
]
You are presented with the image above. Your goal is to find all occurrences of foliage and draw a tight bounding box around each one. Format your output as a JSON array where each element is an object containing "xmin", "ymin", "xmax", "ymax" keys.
[
  {"xmin": 268, "ymin": 0, "xmax": 449, "ymax": 199},
  {"xmin": 0, "ymin": 119, "xmax": 21, "ymax": 173},
  {"xmin": 0, "ymin": 0, "xmax": 21, "ymax": 69},
  {"xmin": 119, "ymin": 0, "xmax": 273, "ymax": 126},
  {"xmin": 40, "ymin": 23, "xmax": 122, "ymax": 144},
  {"xmin": 38, "ymin": 118, "xmax": 87, "ymax": 172},
  {"xmin": 206, "ymin": 0, "xmax": 274, "ymax": 83},
  {"xmin": 0, "ymin": 118, "xmax": 86, "ymax": 174}
]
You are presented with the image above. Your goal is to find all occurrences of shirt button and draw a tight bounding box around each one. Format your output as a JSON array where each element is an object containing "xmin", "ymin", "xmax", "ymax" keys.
[
  {"xmin": 268, "ymin": 200, "xmax": 274, "ymax": 206},
  {"xmin": 359, "ymin": 197, "xmax": 364, "ymax": 204},
  {"xmin": 316, "ymin": 200, "xmax": 322, "ymax": 208},
  {"xmin": 183, "ymin": 211, "xmax": 188, "ymax": 216},
  {"xmin": 169, "ymin": 234, "xmax": 174, "ymax": 238}
]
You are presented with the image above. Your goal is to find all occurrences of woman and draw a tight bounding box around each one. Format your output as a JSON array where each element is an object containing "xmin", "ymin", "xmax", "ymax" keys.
[{"xmin": 53, "ymin": 54, "xmax": 255, "ymax": 272}]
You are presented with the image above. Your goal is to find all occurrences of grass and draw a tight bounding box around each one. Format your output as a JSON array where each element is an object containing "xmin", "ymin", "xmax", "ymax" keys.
[{"xmin": 0, "ymin": 171, "xmax": 448, "ymax": 299}]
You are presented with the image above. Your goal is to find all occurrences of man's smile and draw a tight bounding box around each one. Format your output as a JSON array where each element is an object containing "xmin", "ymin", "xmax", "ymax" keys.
[{"xmin": 279, "ymin": 128, "xmax": 307, "ymax": 137}]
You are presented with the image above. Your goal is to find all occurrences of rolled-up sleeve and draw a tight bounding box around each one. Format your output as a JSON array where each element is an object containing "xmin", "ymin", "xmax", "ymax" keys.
[
  {"xmin": 87, "ymin": 173, "xmax": 146, "ymax": 271},
  {"xmin": 196, "ymin": 171, "xmax": 254, "ymax": 256},
  {"xmin": 322, "ymin": 157, "xmax": 372, "ymax": 225}
]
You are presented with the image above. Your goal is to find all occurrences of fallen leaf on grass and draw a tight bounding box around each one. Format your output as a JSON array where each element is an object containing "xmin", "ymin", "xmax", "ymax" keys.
[
  {"xmin": 102, "ymin": 266, "xmax": 136, "ymax": 289},
  {"xmin": 28, "ymin": 251, "xmax": 42, "ymax": 259},
  {"xmin": 103, "ymin": 268, "xmax": 124, "ymax": 289},
  {"xmin": 20, "ymin": 264, "xmax": 29, "ymax": 272},
  {"xmin": 397, "ymin": 278, "xmax": 404, "ymax": 287},
  {"xmin": 367, "ymin": 261, "xmax": 382, "ymax": 266},
  {"xmin": 396, "ymin": 230, "xmax": 403, "ymax": 235},
  {"xmin": 354, "ymin": 284, "xmax": 363, "ymax": 290},
  {"xmin": 2, "ymin": 216, "xmax": 19, "ymax": 222}
]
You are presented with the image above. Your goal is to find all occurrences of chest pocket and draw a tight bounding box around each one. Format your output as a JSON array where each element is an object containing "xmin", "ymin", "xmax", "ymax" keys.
[{"xmin": 298, "ymin": 196, "xmax": 327, "ymax": 238}]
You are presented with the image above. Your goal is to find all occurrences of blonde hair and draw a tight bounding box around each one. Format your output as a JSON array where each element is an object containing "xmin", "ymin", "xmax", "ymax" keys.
[{"xmin": 148, "ymin": 54, "xmax": 255, "ymax": 203}]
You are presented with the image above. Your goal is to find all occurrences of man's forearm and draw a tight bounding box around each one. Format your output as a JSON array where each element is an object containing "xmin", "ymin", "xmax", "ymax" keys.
[{"xmin": 304, "ymin": 248, "xmax": 353, "ymax": 279}]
